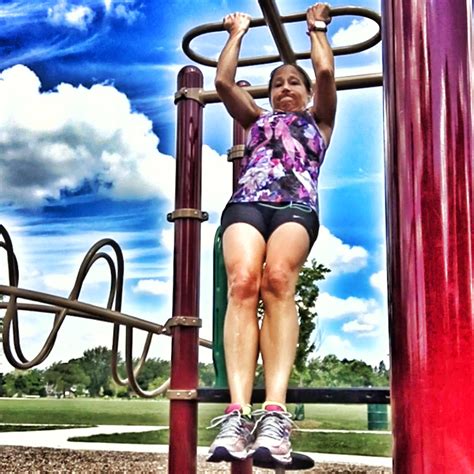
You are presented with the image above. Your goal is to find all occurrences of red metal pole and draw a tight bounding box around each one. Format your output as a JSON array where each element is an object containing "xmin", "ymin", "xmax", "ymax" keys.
[
  {"xmin": 230, "ymin": 80, "xmax": 254, "ymax": 474},
  {"xmin": 168, "ymin": 65, "xmax": 204, "ymax": 474},
  {"xmin": 232, "ymin": 80, "xmax": 250, "ymax": 189},
  {"xmin": 382, "ymin": 1, "xmax": 474, "ymax": 473}
]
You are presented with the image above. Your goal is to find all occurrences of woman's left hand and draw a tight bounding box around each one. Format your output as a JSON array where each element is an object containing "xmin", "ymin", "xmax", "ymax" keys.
[{"xmin": 306, "ymin": 3, "xmax": 332, "ymax": 28}]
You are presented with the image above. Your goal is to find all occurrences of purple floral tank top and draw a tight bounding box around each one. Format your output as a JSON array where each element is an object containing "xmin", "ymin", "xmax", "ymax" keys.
[{"xmin": 230, "ymin": 110, "xmax": 327, "ymax": 214}]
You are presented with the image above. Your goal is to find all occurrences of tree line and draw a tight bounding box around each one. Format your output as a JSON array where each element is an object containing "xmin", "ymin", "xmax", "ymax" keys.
[{"xmin": 0, "ymin": 346, "xmax": 388, "ymax": 398}]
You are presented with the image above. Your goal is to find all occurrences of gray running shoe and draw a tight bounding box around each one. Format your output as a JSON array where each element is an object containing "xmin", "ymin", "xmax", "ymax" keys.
[
  {"xmin": 207, "ymin": 410, "xmax": 254, "ymax": 462},
  {"xmin": 251, "ymin": 409, "xmax": 295, "ymax": 465}
]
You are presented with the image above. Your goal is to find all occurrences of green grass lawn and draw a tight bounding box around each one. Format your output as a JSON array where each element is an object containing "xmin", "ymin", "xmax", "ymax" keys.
[
  {"xmin": 0, "ymin": 398, "xmax": 169, "ymax": 426},
  {"xmin": 0, "ymin": 398, "xmax": 392, "ymax": 457}
]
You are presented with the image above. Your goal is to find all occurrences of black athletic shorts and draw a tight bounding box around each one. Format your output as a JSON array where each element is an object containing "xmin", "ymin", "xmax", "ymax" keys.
[{"xmin": 221, "ymin": 202, "xmax": 320, "ymax": 249}]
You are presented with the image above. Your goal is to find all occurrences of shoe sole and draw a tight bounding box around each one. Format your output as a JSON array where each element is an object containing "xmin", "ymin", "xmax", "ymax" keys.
[
  {"xmin": 207, "ymin": 446, "xmax": 250, "ymax": 463},
  {"xmin": 252, "ymin": 446, "xmax": 291, "ymax": 466}
]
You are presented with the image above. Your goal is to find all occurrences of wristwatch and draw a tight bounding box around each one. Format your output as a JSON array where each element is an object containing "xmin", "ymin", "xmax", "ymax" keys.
[{"xmin": 310, "ymin": 20, "xmax": 328, "ymax": 32}]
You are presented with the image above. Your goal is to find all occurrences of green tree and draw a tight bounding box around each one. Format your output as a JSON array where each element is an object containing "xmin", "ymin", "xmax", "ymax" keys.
[
  {"xmin": 0, "ymin": 372, "xmax": 5, "ymax": 396},
  {"xmin": 135, "ymin": 358, "xmax": 170, "ymax": 390},
  {"xmin": 2, "ymin": 369, "xmax": 49, "ymax": 397},
  {"xmin": 80, "ymin": 346, "xmax": 113, "ymax": 397},
  {"xmin": 305, "ymin": 355, "xmax": 389, "ymax": 387},
  {"xmin": 13, "ymin": 374, "xmax": 27, "ymax": 395},
  {"xmin": 23, "ymin": 369, "xmax": 47, "ymax": 396},
  {"xmin": 44, "ymin": 360, "xmax": 90, "ymax": 397},
  {"xmin": 372, "ymin": 360, "xmax": 390, "ymax": 387},
  {"xmin": 339, "ymin": 359, "xmax": 374, "ymax": 386},
  {"xmin": 3, "ymin": 372, "xmax": 16, "ymax": 396},
  {"xmin": 199, "ymin": 362, "xmax": 215, "ymax": 387}
]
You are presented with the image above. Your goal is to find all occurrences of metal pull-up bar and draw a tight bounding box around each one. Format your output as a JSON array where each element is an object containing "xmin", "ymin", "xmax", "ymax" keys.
[
  {"xmin": 180, "ymin": 2, "xmax": 382, "ymax": 103},
  {"xmin": 183, "ymin": 5, "xmax": 381, "ymax": 66}
]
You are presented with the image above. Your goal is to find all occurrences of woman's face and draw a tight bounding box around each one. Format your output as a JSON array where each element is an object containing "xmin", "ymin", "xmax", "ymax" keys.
[{"xmin": 270, "ymin": 65, "xmax": 311, "ymax": 112}]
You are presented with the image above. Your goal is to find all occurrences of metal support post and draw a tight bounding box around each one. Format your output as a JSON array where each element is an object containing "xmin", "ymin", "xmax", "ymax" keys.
[
  {"xmin": 168, "ymin": 65, "xmax": 204, "ymax": 474},
  {"xmin": 382, "ymin": 1, "xmax": 474, "ymax": 472}
]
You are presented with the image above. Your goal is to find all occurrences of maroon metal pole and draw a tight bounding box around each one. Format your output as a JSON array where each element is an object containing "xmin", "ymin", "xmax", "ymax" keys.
[
  {"xmin": 230, "ymin": 80, "xmax": 254, "ymax": 474},
  {"xmin": 232, "ymin": 80, "xmax": 251, "ymax": 189},
  {"xmin": 168, "ymin": 66, "xmax": 204, "ymax": 474},
  {"xmin": 382, "ymin": 1, "xmax": 474, "ymax": 473}
]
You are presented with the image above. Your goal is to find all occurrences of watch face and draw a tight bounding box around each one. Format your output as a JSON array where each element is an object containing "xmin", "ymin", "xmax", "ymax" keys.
[{"xmin": 313, "ymin": 20, "xmax": 327, "ymax": 31}]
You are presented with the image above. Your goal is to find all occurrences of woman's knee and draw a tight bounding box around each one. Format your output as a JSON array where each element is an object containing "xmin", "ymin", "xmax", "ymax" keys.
[
  {"xmin": 261, "ymin": 265, "xmax": 296, "ymax": 299},
  {"xmin": 227, "ymin": 270, "xmax": 261, "ymax": 302}
]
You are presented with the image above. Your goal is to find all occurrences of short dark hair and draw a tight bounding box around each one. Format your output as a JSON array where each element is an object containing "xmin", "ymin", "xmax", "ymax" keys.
[{"xmin": 268, "ymin": 64, "xmax": 313, "ymax": 98}]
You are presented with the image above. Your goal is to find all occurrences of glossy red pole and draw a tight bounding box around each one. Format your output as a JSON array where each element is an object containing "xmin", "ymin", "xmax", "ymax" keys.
[
  {"xmin": 382, "ymin": 1, "xmax": 474, "ymax": 472},
  {"xmin": 230, "ymin": 80, "xmax": 253, "ymax": 474},
  {"xmin": 168, "ymin": 66, "xmax": 204, "ymax": 473}
]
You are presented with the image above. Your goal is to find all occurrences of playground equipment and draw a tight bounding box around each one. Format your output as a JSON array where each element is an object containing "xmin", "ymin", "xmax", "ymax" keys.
[
  {"xmin": 1, "ymin": 0, "xmax": 473, "ymax": 472},
  {"xmin": 177, "ymin": 3, "xmax": 387, "ymax": 472}
]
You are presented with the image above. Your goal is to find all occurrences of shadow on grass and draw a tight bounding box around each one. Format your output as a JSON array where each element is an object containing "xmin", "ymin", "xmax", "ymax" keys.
[
  {"xmin": 0, "ymin": 424, "xmax": 93, "ymax": 432},
  {"xmin": 70, "ymin": 429, "xmax": 392, "ymax": 457}
]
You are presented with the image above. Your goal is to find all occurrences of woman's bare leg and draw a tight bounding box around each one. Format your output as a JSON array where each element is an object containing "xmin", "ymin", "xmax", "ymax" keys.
[
  {"xmin": 259, "ymin": 223, "xmax": 310, "ymax": 404},
  {"xmin": 222, "ymin": 222, "xmax": 266, "ymax": 405}
]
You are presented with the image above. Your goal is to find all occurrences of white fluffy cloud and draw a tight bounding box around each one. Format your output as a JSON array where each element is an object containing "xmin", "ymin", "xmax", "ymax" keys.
[
  {"xmin": 0, "ymin": 65, "xmax": 175, "ymax": 207},
  {"xmin": 332, "ymin": 18, "xmax": 380, "ymax": 49},
  {"xmin": 112, "ymin": 3, "xmax": 140, "ymax": 24},
  {"xmin": 370, "ymin": 269, "xmax": 387, "ymax": 296},
  {"xmin": 317, "ymin": 333, "xmax": 388, "ymax": 366},
  {"xmin": 316, "ymin": 291, "xmax": 386, "ymax": 337},
  {"xmin": 315, "ymin": 286, "xmax": 389, "ymax": 365},
  {"xmin": 310, "ymin": 226, "xmax": 368, "ymax": 275},
  {"xmin": 201, "ymin": 144, "xmax": 233, "ymax": 215},
  {"xmin": 316, "ymin": 292, "xmax": 377, "ymax": 319},
  {"xmin": 48, "ymin": 1, "xmax": 95, "ymax": 30},
  {"xmin": 102, "ymin": 0, "xmax": 141, "ymax": 23},
  {"xmin": 132, "ymin": 279, "xmax": 171, "ymax": 296},
  {"xmin": 0, "ymin": 255, "xmax": 8, "ymax": 287},
  {"xmin": 342, "ymin": 309, "xmax": 383, "ymax": 334}
]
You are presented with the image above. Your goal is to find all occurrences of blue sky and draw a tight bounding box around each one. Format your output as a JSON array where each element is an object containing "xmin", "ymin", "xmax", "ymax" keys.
[{"xmin": 0, "ymin": 0, "xmax": 388, "ymax": 373}]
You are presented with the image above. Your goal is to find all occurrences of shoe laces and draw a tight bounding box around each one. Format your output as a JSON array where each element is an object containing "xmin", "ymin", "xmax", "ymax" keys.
[
  {"xmin": 252, "ymin": 410, "xmax": 297, "ymax": 440},
  {"xmin": 207, "ymin": 410, "xmax": 251, "ymax": 438}
]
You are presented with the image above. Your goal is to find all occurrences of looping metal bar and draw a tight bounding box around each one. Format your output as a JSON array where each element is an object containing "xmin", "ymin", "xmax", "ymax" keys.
[
  {"xmin": 167, "ymin": 208, "xmax": 209, "ymax": 222},
  {"xmin": 0, "ymin": 225, "xmax": 212, "ymax": 399},
  {"xmin": 182, "ymin": 5, "xmax": 381, "ymax": 68}
]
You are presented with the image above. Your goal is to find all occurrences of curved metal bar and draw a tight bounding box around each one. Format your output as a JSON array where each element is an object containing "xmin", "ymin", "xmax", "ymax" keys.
[
  {"xmin": 182, "ymin": 6, "xmax": 381, "ymax": 68},
  {"xmin": 0, "ymin": 225, "xmax": 212, "ymax": 398},
  {"xmin": 0, "ymin": 297, "xmax": 213, "ymax": 348},
  {"xmin": 123, "ymin": 325, "xmax": 171, "ymax": 398},
  {"xmin": 0, "ymin": 225, "xmax": 19, "ymax": 287},
  {"xmin": 1, "ymin": 238, "xmax": 126, "ymax": 369},
  {"xmin": 0, "ymin": 290, "xmax": 163, "ymax": 333}
]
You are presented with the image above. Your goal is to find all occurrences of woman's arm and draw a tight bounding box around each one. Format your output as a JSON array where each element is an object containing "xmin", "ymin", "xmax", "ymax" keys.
[
  {"xmin": 215, "ymin": 12, "xmax": 263, "ymax": 129},
  {"xmin": 306, "ymin": 3, "xmax": 337, "ymax": 145}
]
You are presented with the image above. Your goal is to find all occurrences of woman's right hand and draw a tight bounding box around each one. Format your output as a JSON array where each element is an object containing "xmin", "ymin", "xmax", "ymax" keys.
[{"xmin": 223, "ymin": 12, "xmax": 251, "ymax": 36}]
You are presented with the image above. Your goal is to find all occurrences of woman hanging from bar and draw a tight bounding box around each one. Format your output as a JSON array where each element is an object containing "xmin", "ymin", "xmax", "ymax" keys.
[{"xmin": 207, "ymin": 2, "xmax": 336, "ymax": 466}]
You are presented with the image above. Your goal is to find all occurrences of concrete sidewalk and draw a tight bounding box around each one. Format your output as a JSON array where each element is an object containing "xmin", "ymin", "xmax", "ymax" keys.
[{"xmin": 0, "ymin": 424, "xmax": 392, "ymax": 470}]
